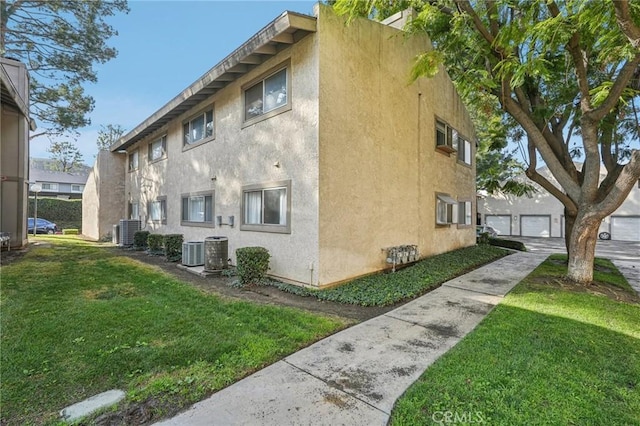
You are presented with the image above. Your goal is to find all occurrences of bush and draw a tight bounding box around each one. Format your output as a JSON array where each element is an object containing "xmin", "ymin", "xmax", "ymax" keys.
[
  {"xmin": 163, "ymin": 234, "xmax": 183, "ymax": 262},
  {"xmin": 62, "ymin": 229, "xmax": 79, "ymax": 235},
  {"xmin": 147, "ymin": 234, "xmax": 164, "ymax": 255},
  {"xmin": 133, "ymin": 231, "xmax": 150, "ymax": 251},
  {"xmin": 488, "ymin": 237, "xmax": 527, "ymax": 251},
  {"xmin": 236, "ymin": 247, "xmax": 270, "ymax": 286}
]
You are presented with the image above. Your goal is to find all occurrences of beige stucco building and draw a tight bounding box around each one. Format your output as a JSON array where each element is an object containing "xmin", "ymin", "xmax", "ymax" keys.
[
  {"xmin": 478, "ymin": 166, "xmax": 640, "ymax": 241},
  {"xmin": 1, "ymin": 57, "xmax": 33, "ymax": 249},
  {"xmin": 90, "ymin": 5, "xmax": 476, "ymax": 287}
]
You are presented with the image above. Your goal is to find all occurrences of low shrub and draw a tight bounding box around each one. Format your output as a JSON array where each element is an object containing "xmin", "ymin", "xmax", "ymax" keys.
[
  {"xmin": 488, "ymin": 238, "xmax": 527, "ymax": 251},
  {"xmin": 62, "ymin": 229, "xmax": 79, "ymax": 235},
  {"xmin": 236, "ymin": 247, "xmax": 270, "ymax": 286},
  {"xmin": 164, "ymin": 234, "xmax": 184, "ymax": 262},
  {"xmin": 147, "ymin": 234, "xmax": 164, "ymax": 256},
  {"xmin": 133, "ymin": 231, "xmax": 150, "ymax": 251}
]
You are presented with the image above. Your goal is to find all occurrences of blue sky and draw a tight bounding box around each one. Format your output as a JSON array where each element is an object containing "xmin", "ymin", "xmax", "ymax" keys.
[{"xmin": 30, "ymin": 1, "xmax": 317, "ymax": 164}]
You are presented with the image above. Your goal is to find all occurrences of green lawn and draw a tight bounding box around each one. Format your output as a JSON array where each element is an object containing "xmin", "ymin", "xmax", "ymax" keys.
[
  {"xmin": 0, "ymin": 236, "xmax": 347, "ymax": 425},
  {"xmin": 391, "ymin": 255, "xmax": 640, "ymax": 425}
]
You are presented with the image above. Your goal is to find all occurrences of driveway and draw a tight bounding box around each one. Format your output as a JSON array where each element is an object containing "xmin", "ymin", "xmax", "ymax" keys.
[{"xmin": 506, "ymin": 236, "xmax": 640, "ymax": 293}]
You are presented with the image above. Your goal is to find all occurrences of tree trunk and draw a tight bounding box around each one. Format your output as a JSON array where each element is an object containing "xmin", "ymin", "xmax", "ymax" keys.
[
  {"xmin": 563, "ymin": 207, "xmax": 576, "ymax": 255},
  {"xmin": 566, "ymin": 213, "xmax": 600, "ymax": 284}
]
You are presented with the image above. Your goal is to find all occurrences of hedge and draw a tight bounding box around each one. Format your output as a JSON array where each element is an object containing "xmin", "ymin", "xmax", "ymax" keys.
[
  {"xmin": 28, "ymin": 197, "xmax": 82, "ymax": 231},
  {"xmin": 488, "ymin": 237, "xmax": 527, "ymax": 251},
  {"xmin": 163, "ymin": 234, "xmax": 183, "ymax": 262},
  {"xmin": 147, "ymin": 234, "xmax": 164, "ymax": 256},
  {"xmin": 133, "ymin": 231, "xmax": 150, "ymax": 251}
]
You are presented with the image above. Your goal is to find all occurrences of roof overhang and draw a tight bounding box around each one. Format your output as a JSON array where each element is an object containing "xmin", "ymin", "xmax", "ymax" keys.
[
  {"xmin": 0, "ymin": 60, "xmax": 30, "ymax": 119},
  {"xmin": 111, "ymin": 10, "xmax": 317, "ymax": 152}
]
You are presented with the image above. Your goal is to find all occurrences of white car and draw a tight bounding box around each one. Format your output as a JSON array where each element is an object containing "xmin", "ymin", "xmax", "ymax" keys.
[{"xmin": 476, "ymin": 225, "xmax": 498, "ymax": 238}]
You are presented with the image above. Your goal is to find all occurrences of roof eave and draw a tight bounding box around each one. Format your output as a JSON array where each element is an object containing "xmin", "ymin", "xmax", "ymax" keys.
[{"xmin": 111, "ymin": 10, "xmax": 317, "ymax": 152}]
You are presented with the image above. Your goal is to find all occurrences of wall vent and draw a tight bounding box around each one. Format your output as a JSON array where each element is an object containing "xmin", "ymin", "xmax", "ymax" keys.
[
  {"xmin": 182, "ymin": 241, "xmax": 205, "ymax": 266},
  {"xmin": 119, "ymin": 219, "xmax": 141, "ymax": 246}
]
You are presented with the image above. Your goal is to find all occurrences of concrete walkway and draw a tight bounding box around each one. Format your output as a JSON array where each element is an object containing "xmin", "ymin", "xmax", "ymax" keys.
[{"xmin": 156, "ymin": 251, "xmax": 547, "ymax": 426}]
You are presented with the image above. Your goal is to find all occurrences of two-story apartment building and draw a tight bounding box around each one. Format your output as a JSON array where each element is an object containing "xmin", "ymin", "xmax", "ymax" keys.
[{"xmin": 89, "ymin": 5, "xmax": 477, "ymax": 288}]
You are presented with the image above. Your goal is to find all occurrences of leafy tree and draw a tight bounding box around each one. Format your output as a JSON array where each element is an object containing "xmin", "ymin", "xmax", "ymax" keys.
[
  {"xmin": 0, "ymin": 0, "xmax": 129, "ymax": 137},
  {"xmin": 334, "ymin": 0, "xmax": 640, "ymax": 283},
  {"xmin": 47, "ymin": 141, "xmax": 83, "ymax": 172},
  {"xmin": 96, "ymin": 124, "xmax": 126, "ymax": 151}
]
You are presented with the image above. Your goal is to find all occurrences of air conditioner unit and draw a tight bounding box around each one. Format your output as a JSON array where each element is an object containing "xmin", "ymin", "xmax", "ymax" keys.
[
  {"xmin": 182, "ymin": 241, "xmax": 205, "ymax": 266},
  {"xmin": 119, "ymin": 219, "xmax": 141, "ymax": 246}
]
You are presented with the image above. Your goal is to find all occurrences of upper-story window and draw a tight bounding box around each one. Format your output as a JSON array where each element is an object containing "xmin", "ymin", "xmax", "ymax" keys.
[
  {"xmin": 435, "ymin": 119, "xmax": 457, "ymax": 154},
  {"xmin": 129, "ymin": 151, "xmax": 139, "ymax": 171},
  {"xmin": 457, "ymin": 136, "xmax": 472, "ymax": 165},
  {"xmin": 149, "ymin": 135, "xmax": 167, "ymax": 162},
  {"xmin": 183, "ymin": 108, "xmax": 213, "ymax": 146},
  {"xmin": 41, "ymin": 183, "xmax": 57, "ymax": 191},
  {"xmin": 244, "ymin": 68, "xmax": 288, "ymax": 122}
]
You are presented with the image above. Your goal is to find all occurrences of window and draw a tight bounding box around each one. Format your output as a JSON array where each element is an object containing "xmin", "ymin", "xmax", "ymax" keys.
[
  {"xmin": 181, "ymin": 192, "xmax": 214, "ymax": 226},
  {"xmin": 183, "ymin": 108, "xmax": 213, "ymax": 146},
  {"xmin": 241, "ymin": 180, "xmax": 291, "ymax": 233},
  {"xmin": 457, "ymin": 136, "xmax": 472, "ymax": 165},
  {"xmin": 458, "ymin": 201, "xmax": 472, "ymax": 226},
  {"xmin": 129, "ymin": 202, "xmax": 140, "ymax": 220},
  {"xmin": 71, "ymin": 184, "xmax": 82, "ymax": 192},
  {"xmin": 244, "ymin": 68, "xmax": 288, "ymax": 122},
  {"xmin": 129, "ymin": 151, "xmax": 139, "ymax": 171},
  {"xmin": 436, "ymin": 193, "xmax": 458, "ymax": 225},
  {"xmin": 41, "ymin": 183, "xmax": 57, "ymax": 191},
  {"xmin": 148, "ymin": 135, "xmax": 167, "ymax": 161},
  {"xmin": 435, "ymin": 119, "xmax": 457, "ymax": 153},
  {"xmin": 148, "ymin": 197, "xmax": 167, "ymax": 224}
]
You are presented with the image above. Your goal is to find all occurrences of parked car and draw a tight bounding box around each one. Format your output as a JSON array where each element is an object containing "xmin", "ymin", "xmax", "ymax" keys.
[
  {"xmin": 27, "ymin": 218, "xmax": 58, "ymax": 234},
  {"xmin": 476, "ymin": 225, "xmax": 498, "ymax": 238}
]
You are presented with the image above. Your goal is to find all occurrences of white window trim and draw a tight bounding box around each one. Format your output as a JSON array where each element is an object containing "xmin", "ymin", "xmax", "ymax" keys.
[
  {"xmin": 242, "ymin": 63, "xmax": 291, "ymax": 128},
  {"xmin": 148, "ymin": 135, "xmax": 167, "ymax": 162},
  {"xmin": 129, "ymin": 201, "xmax": 140, "ymax": 220},
  {"xmin": 240, "ymin": 179, "xmax": 291, "ymax": 234},
  {"xmin": 183, "ymin": 106, "xmax": 214, "ymax": 149},
  {"xmin": 71, "ymin": 184, "xmax": 83, "ymax": 192},
  {"xmin": 181, "ymin": 190, "xmax": 215, "ymax": 227},
  {"xmin": 41, "ymin": 182, "xmax": 58, "ymax": 191},
  {"xmin": 436, "ymin": 193, "xmax": 459, "ymax": 225}
]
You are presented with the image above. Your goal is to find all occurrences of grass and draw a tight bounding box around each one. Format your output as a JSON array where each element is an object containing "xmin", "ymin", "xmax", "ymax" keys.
[
  {"xmin": 390, "ymin": 254, "xmax": 640, "ymax": 425},
  {"xmin": 272, "ymin": 245, "xmax": 509, "ymax": 306},
  {"xmin": 0, "ymin": 236, "xmax": 347, "ymax": 425}
]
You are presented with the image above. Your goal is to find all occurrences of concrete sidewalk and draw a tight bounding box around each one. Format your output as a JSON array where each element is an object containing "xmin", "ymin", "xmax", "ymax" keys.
[{"xmin": 156, "ymin": 252, "xmax": 547, "ymax": 426}]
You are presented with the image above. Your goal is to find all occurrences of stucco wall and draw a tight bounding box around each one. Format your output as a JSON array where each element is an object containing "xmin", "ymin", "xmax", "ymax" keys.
[
  {"xmin": 124, "ymin": 32, "xmax": 320, "ymax": 285},
  {"xmin": 1, "ymin": 59, "xmax": 30, "ymax": 248},
  {"xmin": 316, "ymin": 5, "xmax": 476, "ymax": 285},
  {"xmin": 82, "ymin": 151, "xmax": 126, "ymax": 240}
]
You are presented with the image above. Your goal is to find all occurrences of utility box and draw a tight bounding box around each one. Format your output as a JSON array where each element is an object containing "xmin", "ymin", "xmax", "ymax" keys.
[{"xmin": 204, "ymin": 236, "xmax": 228, "ymax": 272}]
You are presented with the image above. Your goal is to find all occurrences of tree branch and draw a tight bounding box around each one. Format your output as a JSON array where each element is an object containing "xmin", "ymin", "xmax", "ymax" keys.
[
  {"xmin": 588, "ymin": 55, "xmax": 640, "ymax": 122},
  {"xmin": 613, "ymin": 0, "xmax": 640, "ymax": 49}
]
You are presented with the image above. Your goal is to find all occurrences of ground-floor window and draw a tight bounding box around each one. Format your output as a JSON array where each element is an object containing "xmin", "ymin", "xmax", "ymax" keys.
[
  {"xmin": 458, "ymin": 201, "xmax": 472, "ymax": 226},
  {"xmin": 241, "ymin": 180, "xmax": 291, "ymax": 233},
  {"xmin": 148, "ymin": 197, "xmax": 167, "ymax": 224},
  {"xmin": 181, "ymin": 192, "xmax": 214, "ymax": 226},
  {"xmin": 436, "ymin": 193, "xmax": 458, "ymax": 225}
]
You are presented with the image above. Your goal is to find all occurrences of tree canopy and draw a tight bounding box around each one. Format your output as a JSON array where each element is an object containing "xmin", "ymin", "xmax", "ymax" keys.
[
  {"xmin": 334, "ymin": 0, "xmax": 640, "ymax": 283},
  {"xmin": 0, "ymin": 0, "xmax": 129, "ymax": 137},
  {"xmin": 96, "ymin": 124, "xmax": 126, "ymax": 151},
  {"xmin": 47, "ymin": 141, "xmax": 83, "ymax": 172}
]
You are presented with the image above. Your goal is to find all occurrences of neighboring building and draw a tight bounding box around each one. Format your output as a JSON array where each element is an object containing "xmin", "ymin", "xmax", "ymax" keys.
[
  {"xmin": 89, "ymin": 5, "xmax": 477, "ymax": 287},
  {"xmin": 1, "ymin": 57, "xmax": 34, "ymax": 249},
  {"xmin": 28, "ymin": 165, "xmax": 89, "ymax": 200},
  {"xmin": 82, "ymin": 151, "xmax": 125, "ymax": 241},
  {"xmin": 478, "ymin": 166, "xmax": 640, "ymax": 241}
]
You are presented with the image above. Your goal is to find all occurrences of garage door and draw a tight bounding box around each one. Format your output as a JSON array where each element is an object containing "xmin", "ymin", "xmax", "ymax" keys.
[
  {"xmin": 611, "ymin": 216, "xmax": 640, "ymax": 241},
  {"xmin": 485, "ymin": 215, "xmax": 511, "ymax": 236},
  {"xmin": 521, "ymin": 215, "xmax": 551, "ymax": 237}
]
